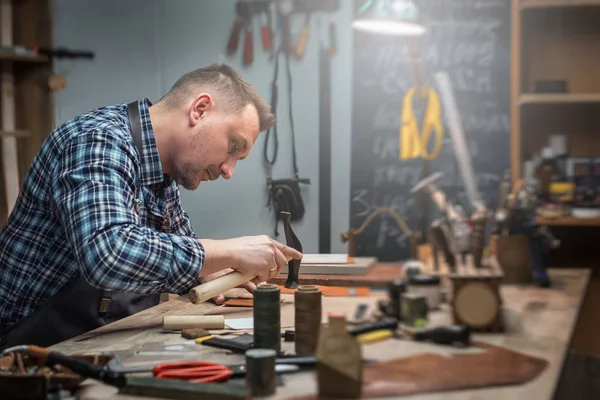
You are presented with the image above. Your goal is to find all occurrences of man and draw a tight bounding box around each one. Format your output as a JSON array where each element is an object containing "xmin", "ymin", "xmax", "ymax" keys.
[{"xmin": 0, "ymin": 64, "xmax": 301, "ymax": 349}]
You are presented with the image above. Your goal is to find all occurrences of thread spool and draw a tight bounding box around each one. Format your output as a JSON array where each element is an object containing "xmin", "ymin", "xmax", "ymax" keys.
[
  {"xmin": 295, "ymin": 285, "xmax": 322, "ymax": 355},
  {"xmin": 245, "ymin": 348, "xmax": 277, "ymax": 396},
  {"xmin": 253, "ymin": 284, "xmax": 281, "ymax": 352},
  {"xmin": 387, "ymin": 279, "xmax": 407, "ymax": 319}
]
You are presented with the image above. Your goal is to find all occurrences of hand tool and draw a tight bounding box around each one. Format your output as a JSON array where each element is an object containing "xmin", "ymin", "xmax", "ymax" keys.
[
  {"xmin": 282, "ymin": 211, "xmax": 303, "ymax": 288},
  {"xmin": 226, "ymin": 1, "xmax": 244, "ymax": 54},
  {"xmin": 241, "ymin": 0, "xmax": 254, "ymax": 66},
  {"xmin": 153, "ymin": 360, "xmax": 300, "ymax": 384},
  {"xmin": 260, "ymin": 6, "xmax": 272, "ymax": 51},
  {"xmin": 198, "ymin": 337, "xmax": 252, "ymax": 354},
  {"xmin": 188, "ymin": 253, "xmax": 295, "ymax": 304},
  {"xmin": 294, "ymin": 11, "xmax": 311, "ymax": 59},
  {"xmin": 402, "ymin": 324, "xmax": 471, "ymax": 347},
  {"xmin": 329, "ymin": 20, "xmax": 337, "ymax": 56},
  {"xmin": 347, "ymin": 317, "xmax": 399, "ymax": 336},
  {"xmin": 356, "ymin": 329, "xmax": 394, "ymax": 344}
]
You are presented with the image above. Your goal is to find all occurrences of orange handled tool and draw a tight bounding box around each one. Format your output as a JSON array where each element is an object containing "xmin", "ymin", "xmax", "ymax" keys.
[{"xmin": 227, "ymin": 18, "xmax": 243, "ymax": 54}]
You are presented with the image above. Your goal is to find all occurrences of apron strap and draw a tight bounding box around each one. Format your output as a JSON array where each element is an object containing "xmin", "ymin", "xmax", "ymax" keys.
[{"xmin": 99, "ymin": 101, "xmax": 145, "ymax": 315}]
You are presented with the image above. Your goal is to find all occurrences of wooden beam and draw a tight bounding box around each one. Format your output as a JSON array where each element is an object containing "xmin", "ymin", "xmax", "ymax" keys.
[
  {"xmin": 1, "ymin": 0, "xmax": 20, "ymax": 215},
  {"xmin": 511, "ymin": 0, "xmax": 522, "ymax": 184}
]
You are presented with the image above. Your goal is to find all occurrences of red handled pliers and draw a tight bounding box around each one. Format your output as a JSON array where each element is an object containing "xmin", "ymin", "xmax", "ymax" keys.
[{"xmin": 152, "ymin": 361, "xmax": 243, "ymax": 383}]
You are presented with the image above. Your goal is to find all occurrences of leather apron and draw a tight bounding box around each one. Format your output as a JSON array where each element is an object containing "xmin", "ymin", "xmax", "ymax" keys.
[{"xmin": 0, "ymin": 101, "xmax": 161, "ymax": 350}]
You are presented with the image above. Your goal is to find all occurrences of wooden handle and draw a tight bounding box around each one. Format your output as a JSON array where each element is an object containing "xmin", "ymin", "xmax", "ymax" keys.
[
  {"xmin": 295, "ymin": 27, "xmax": 309, "ymax": 59},
  {"xmin": 243, "ymin": 29, "xmax": 253, "ymax": 65},
  {"xmin": 163, "ymin": 315, "xmax": 225, "ymax": 330},
  {"xmin": 189, "ymin": 271, "xmax": 255, "ymax": 304},
  {"xmin": 188, "ymin": 254, "xmax": 297, "ymax": 304},
  {"xmin": 227, "ymin": 19, "xmax": 242, "ymax": 54}
]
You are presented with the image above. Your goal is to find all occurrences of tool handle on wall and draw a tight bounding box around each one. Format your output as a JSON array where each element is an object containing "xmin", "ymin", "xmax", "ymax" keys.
[
  {"xmin": 329, "ymin": 21, "xmax": 336, "ymax": 56},
  {"xmin": 227, "ymin": 18, "xmax": 243, "ymax": 54},
  {"xmin": 295, "ymin": 26, "xmax": 309, "ymax": 59},
  {"xmin": 243, "ymin": 27, "xmax": 254, "ymax": 65},
  {"xmin": 261, "ymin": 12, "xmax": 272, "ymax": 50}
]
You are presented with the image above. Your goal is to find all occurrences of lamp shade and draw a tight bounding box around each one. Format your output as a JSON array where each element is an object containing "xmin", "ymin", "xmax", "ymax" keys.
[{"xmin": 353, "ymin": 0, "xmax": 426, "ymax": 36}]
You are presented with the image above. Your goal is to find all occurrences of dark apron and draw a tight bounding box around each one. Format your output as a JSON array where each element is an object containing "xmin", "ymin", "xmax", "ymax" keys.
[{"xmin": 0, "ymin": 101, "xmax": 161, "ymax": 350}]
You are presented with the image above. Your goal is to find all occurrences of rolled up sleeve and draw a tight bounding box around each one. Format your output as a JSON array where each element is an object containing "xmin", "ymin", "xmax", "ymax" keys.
[{"xmin": 51, "ymin": 128, "xmax": 203, "ymax": 294}]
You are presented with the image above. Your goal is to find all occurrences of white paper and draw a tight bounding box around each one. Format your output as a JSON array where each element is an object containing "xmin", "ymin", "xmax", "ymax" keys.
[
  {"xmin": 225, "ymin": 317, "xmax": 254, "ymax": 330},
  {"xmin": 301, "ymin": 254, "xmax": 348, "ymax": 264}
]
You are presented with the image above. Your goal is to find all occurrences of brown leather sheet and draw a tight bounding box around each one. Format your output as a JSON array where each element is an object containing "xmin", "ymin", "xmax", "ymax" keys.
[
  {"xmin": 268, "ymin": 263, "xmax": 403, "ymax": 288},
  {"xmin": 290, "ymin": 341, "xmax": 548, "ymax": 399}
]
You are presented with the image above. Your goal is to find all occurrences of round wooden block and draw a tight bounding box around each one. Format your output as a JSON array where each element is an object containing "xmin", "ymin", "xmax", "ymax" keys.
[{"xmin": 454, "ymin": 282, "xmax": 499, "ymax": 328}]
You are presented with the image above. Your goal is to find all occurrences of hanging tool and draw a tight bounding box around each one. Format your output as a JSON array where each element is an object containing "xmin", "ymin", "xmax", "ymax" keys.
[
  {"xmin": 329, "ymin": 20, "xmax": 337, "ymax": 56},
  {"xmin": 278, "ymin": 0, "xmax": 294, "ymax": 54},
  {"xmin": 294, "ymin": 11, "xmax": 312, "ymax": 59},
  {"xmin": 241, "ymin": 0, "xmax": 254, "ymax": 65},
  {"xmin": 227, "ymin": 1, "xmax": 244, "ymax": 55},
  {"xmin": 399, "ymin": 87, "xmax": 444, "ymax": 161},
  {"xmin": 258, "ymin": 4, "xmax": 272, "ymax": 52}
]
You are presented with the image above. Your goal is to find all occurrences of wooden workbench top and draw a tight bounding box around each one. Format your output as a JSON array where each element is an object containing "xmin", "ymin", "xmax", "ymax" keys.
[{"xmin": 51, "ymin": 268, "xmax": 590, "ymax": 400}]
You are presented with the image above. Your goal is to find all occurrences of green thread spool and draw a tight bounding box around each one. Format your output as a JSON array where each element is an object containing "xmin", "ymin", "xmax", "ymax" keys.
[{"xmin": 253, "ymin": 284, "xmax": 281, "ymax": 352}]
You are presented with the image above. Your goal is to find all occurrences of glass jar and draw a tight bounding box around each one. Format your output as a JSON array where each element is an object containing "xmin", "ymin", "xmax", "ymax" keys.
[{"xmin": 409, "ymin": 274, "xmax": 441, "ymax": 310}]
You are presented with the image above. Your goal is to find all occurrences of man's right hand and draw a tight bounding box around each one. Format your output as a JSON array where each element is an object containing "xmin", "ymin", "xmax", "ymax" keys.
[{"xmin": 199, "ymin": 235, "xmax": 303, "ymax": 283}]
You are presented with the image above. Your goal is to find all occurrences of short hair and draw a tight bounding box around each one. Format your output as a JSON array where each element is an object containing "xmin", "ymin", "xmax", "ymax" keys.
[{"xmin": 159, "ymin": 64, "xmax": 276, "ymax": 132}]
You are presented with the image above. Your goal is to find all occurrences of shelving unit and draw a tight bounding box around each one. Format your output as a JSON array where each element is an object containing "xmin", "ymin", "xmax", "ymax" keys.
[
  {"xmin": 511, "ymin": 0, "xmax": 600, "ymax": 227},
  {"xmin": 0, "ymin": 0, "xmax": 53, "ymax": 226}
]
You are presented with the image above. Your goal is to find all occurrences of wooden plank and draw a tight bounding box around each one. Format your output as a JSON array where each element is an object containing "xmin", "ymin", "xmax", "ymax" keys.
[
  {"xmin": 511, "ymin": 0, "xmax": 522, "ymax": 183},
  {"xmin": 1, "ymin": 0, "xmax": 20, "ymax": 215},
  {"xmin": 0, "ymin": 129, "xmax": 29, "ymax": 137},
  {"xmin": 14, "ymin": 0, "xmax": 53, "ymax": 182},
  {"xmin": 0, "ymin": 50, "xmax": 47, "ymax": 63},
  {"xmin": 281, "ymin": 256, "xmax": 377, "ymax": 275},
  {"xmin": 535, "ymin": 216, "xmax": 600, "ymax": 226},
  {"xmin": 45, "ymin": 269, "xmax": 590, "ymax": 400},
  {"xmin": 268, "ymin": 263, "xmax": 403, "ymax": 287},
  {"xmin": 520, "ymin": 93, "xmax": 600, "ymax": 104},
  {"xmin": 522, "ymin": 0, "xmax": 600, "ymax": 9}
]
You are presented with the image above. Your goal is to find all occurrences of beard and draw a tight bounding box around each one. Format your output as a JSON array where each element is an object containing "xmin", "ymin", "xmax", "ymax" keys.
[{"xmin": 178, "ymin": 161, "xmax": 202, "ymax": 190}]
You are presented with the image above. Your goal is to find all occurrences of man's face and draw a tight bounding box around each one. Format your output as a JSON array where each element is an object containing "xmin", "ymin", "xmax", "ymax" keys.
[{"xmin": 173, "ymin": 95, "xmax": 260, "ymax": 190}]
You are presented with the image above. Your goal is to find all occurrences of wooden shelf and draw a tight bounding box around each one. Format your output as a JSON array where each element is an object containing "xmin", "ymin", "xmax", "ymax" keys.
[
  {"xmin": 522, "ymin": 0, "xmax": 600, "ymax": 9},
  {"xmin": 520, "ymin": 93, "xmax": 600, "ymax": 104},
  {"xmin": 0, "ymin": 50, "xmax": 48, "ymax": 63},
  {"xmin": 535, "ymin": 216, "xmax": 600, "ymax": 226},
  {"xmin": 0, "ymin": 130, "xmax": 30, "ymax": 138}
]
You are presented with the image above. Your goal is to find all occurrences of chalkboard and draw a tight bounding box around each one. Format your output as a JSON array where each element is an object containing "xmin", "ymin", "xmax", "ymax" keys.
[{"xmin": 349, "ymin": 0, "xmax": 511, "ymax": 262}]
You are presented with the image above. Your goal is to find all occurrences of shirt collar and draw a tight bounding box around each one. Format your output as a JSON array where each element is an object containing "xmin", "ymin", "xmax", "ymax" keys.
[{"xmin": 135, "ymin": 97, "xmax": 172, "ymax": 189}]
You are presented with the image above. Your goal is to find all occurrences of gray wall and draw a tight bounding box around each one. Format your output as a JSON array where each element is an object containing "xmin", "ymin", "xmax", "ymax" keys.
[{"xmin": 52, "ymin": 0, "xmax": 353, "ymax": 254}]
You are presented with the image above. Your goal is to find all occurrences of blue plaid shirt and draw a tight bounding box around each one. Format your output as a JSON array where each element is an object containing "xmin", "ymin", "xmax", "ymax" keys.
[{"xmin": 0, "ymin": 97, "xmax": 204, "ymax": 328}]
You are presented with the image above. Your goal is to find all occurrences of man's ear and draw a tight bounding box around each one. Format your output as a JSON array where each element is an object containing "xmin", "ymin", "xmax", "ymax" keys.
[{"xmin": 189, "ymin": 93, "xmax": 213, "ymax": 126}]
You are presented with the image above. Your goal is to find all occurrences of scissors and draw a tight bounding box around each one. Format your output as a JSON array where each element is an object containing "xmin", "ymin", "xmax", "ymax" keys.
[{"xmin": 152, "ymin": 361, "xmax": 300, "ymax": 383}]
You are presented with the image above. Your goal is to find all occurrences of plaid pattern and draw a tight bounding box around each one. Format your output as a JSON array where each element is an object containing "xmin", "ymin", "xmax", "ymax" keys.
[{"xmin": 0, "ymin": 97, "xmax": 203, "ymax": 328}]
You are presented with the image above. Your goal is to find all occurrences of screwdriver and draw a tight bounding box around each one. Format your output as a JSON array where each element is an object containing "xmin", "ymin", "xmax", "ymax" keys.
[{"xmin": 403, "ymin": 324, "xmax": 471, "ymax": 347}]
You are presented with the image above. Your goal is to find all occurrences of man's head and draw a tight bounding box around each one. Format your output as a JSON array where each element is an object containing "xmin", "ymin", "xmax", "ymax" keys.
[{"xmin": 151, "ymin": 64, "xmax": 275, "ymax": 190}]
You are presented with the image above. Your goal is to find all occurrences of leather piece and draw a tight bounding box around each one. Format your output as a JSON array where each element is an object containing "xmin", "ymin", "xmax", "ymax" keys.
[
  {"xmin": 289, "ymin": 341, "xmax": 548, "ymax": 399},
  {"xmin": 278, "ymin": 285, "xmax": 370, "ymax": 297}
]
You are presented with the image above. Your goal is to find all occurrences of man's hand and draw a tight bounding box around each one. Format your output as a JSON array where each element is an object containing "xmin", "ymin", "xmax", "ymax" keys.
[
  {"xmin": 198, "ymin": 268, "xmax": 257, "ymax": 305},
  {"xmin": 198, "ymin": 235, "xmax": 303, "ymax": 303}
]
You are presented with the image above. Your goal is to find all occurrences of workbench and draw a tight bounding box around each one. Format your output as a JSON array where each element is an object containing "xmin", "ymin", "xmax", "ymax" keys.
[{"xmin": 50, "ymin": 268, "xmax": 589, "ymax": 400}]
